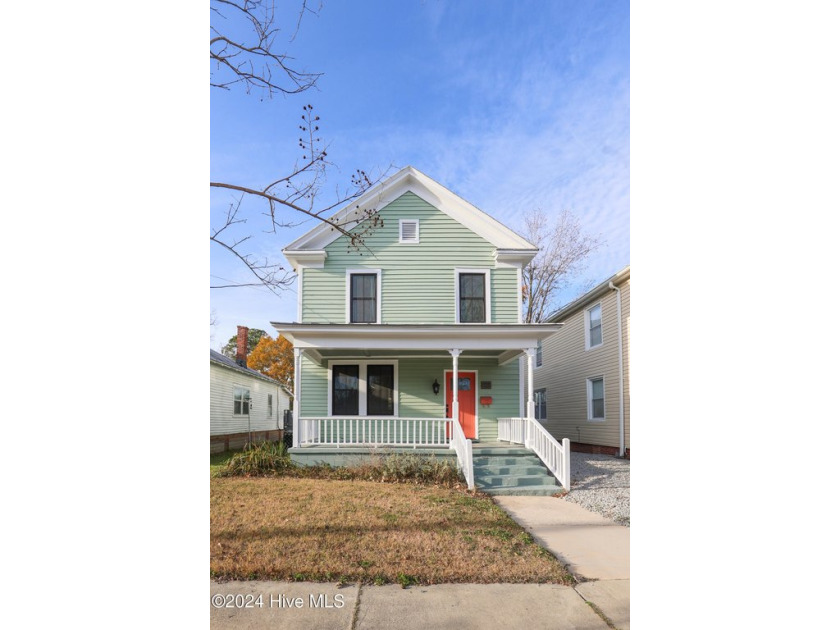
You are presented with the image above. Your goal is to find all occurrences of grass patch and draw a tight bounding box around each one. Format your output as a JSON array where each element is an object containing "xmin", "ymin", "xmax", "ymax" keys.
[
  {"xmin": 210, "ymin": 449, "xmax": 240, "ymax": 476},
  {"xmin": 210, "ymin": 477, "xmax": 573, "ymax": 585}
]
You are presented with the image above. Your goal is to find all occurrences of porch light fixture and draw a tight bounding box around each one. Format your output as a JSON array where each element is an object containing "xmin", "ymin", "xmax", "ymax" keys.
[{"xmin": 432, "ymin": 379, "xmax": 440, "ymax": 395}]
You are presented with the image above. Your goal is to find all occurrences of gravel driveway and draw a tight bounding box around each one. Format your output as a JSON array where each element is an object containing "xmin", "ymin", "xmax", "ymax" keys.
[{"xmin": 564, "ymin": 452, "xmax": 630, "ymax": 526}]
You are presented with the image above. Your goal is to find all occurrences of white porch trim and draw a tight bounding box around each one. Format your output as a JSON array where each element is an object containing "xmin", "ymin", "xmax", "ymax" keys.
[
  {"xmin": 293, "ymin": 347, "xmax": 302, "ymax": 448},
  {"xmin": 274, "ymin": 323, "xmax": 561, "ymax": 360},
  {"xmin": 524, "ymin": 347, "xmax": 536, "ymax": 422}
]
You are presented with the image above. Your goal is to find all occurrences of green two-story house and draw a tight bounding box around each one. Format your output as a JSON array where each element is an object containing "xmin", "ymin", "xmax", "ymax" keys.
[{"xmin": 272, "ymin": 166, "xmax": 570, "ymax": 492}]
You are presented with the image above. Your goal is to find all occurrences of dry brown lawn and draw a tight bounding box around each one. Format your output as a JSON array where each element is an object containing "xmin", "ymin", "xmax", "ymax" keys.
[{"xmin": 210, "ymin": 477, "xmax": 572, "ymax": 585}]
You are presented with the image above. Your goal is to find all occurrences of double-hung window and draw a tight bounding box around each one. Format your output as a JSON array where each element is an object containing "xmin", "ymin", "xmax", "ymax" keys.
[
  {"xmin": 233, "ymin": 386, "xmax": 250, "ymax": 415},
  {"xmin": 331, "ymin": 362, "xmax": 396, "ymax": 416},
  {"xmin": 348, "ymin": 270, "xmax": 380, "ymax": 323},
  {"xmin": 457, "ymin": 270, "xmax": 489, "ymax": 323},
  {"xmin": 534, "ymin": 388, "xmax": 547, "ymax": 421},
  {"xmin": 536, "ymin": 340, "xmax": 543, "ymax": 367},
  {"xmin": 585, "ymin": 303, "xmax": 603, "ymax": 349},
  {"xmin": 587, "ymin": 377, "xmax": 605, "ymax": 421},
  {"xmin": 267, "ymin": 394, "xmax": 273, "ymax": 418}
]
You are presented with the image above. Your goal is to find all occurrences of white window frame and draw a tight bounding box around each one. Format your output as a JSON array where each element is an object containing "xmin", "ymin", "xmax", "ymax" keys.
[
  {"xmin": 585, "ymin": 302, "xmax": 603, "ymax": 350},
  {"xmin": 536, "ymin": 339, "xmax": 543, "ymax": 368},
  {"xmin": 327, "ymin": 360, "xmax": 399, "ymax": 417},
  {"xmin": 398, "ymin": 219, "xmax": 420, "ymax": 244},
  {"xmin": 267, "ymin": 393, "xmax": 273, "ymax": 418},
  {"xmin": 454, "ymin": 268, "xmax": 491, "ymax": 324},
  {"xmin": 534, "ymin": 387, "xmax": 547, "ymax": 422},
  {"xmin": 586, "ymin": 376, "xmax": 606, "ymax": 422},
  {"xmin": 346, "ymin": 269, "xmax": 382, "ymax": 324},
  {"xmin": 233, "ymin": 386, "xmax": 251, "ymax": 416}
]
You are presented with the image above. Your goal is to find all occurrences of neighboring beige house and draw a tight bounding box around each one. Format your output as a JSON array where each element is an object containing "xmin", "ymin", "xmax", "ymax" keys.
[
  {"xmin": 533, "ymin": 266, "xmax": 630, "ymax": 457},
  {"xmin": 210, "ymin": 326, "xmax": 292, "ymax": 453}
]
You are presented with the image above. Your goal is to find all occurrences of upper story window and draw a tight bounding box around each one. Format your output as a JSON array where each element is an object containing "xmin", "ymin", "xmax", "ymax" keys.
[
  {"xmin": 399, "ymin": 219, "xmax": 419, "ymax": 244},
  {"xmin": 347, "ymin": 269, "xmax": 381, "ymax": 323},
  {"xmin": 536, "ymin": 340, "xmax": 543, "ymax": 367},
  {"xmin": 585, "ymin": 303, "xmax": 603, "ymax": 349},
  {"xmin": 456, "ymin": 270, "xmax": 489, "ymax": 323},
  {"xmin": 233, "ymin": 386, "xmax": 250, "ymax": 415},
  {"xmin": 267, "ymin": 394, "xmax": 273, "ymax": 418}
]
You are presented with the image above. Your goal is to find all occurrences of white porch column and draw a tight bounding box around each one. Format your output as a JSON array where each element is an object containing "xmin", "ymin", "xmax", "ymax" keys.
[
  {"xmin": 524, "ymin": 347, "xmax": 536, "ymax": 421},
  {"xmin": 292, "ymin": 347, "xmax": 302, "ymax": 448},
  {"xmin": 449, "ymin": 349, "xmax": 462, "ymax": 429}
]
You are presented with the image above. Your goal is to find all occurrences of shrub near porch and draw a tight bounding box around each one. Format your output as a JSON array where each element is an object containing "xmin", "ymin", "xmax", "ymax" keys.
[{"xmin": 210, "ymin": 477, "xmax": 572, "ymax": 585}]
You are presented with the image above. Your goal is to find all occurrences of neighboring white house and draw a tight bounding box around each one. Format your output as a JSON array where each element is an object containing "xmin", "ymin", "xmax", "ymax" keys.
[
  {"xmin": 210, "ymin": 326, "xmax": 292, "ymax": 453},
  {"xmin": 533, "ymin": 266, "xmax": 630, "ymax": 458}
]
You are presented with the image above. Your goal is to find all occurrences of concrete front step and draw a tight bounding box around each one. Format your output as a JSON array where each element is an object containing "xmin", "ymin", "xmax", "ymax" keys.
[
  {"xmin": 471, "ymin": 446, "xmax": 560, "ymax": 496},
  {"xmin": 473, "ymin": 456, "xmax": 543, "ymax": 467},
  {"xmin": 471, "ymin": 446, "xmax": 533, "ymax": 456},
  {"xmin": 481, "ymin": 485, "xmax": 562, "ymax": 496},
  {"xmin": 474, "ymin": 465, "xmax": 550, "ymax": 476},
  {"xmin": 475, "ymin": 474, "xmax": 556, "ymax": 488}
]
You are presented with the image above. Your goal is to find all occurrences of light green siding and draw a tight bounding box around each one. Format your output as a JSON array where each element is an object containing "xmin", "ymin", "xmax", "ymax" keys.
[
  {"xmin": 301, "ymin": 192, "xmax": 520, "ymax": 324},
  {"xmin": 300, "ymin": 353, "xmax": 328, "ymax": 416},
  {"xmin": 298, "ymin": 355, "xmax": 520, "ymax": 443}
]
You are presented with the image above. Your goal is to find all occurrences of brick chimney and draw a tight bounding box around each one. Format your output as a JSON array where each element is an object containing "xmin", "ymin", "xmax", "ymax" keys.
[{"xmin": 236, "ymin": 326, "xmax": 249, "ymax": 367}]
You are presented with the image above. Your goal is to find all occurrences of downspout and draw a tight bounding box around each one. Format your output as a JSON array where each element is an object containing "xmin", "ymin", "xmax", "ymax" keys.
[{"xmin": 609, "ymin": 281, "xmax": 626, "ymax": 457}]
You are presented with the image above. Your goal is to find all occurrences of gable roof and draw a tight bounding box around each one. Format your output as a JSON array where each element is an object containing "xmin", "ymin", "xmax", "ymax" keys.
[
  {"xmin": 283, "ymin": 166, "xmax": 537, "ymax": 267},
  {"xmin": 546, "ymin": 266, "xmax": 630, "ymax": 323},
  {"xmin": 210, "ymin": 349, "xmax": 290, "ymax": 395}
]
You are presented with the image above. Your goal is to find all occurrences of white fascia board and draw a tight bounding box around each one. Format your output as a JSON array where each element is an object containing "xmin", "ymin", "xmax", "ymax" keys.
[
  {"xmin": 283, "ymin": 166, "xmax": 539, "ymax": 253},
  {"xmin": 271, "ymin": 323, "xmax": 562, "ymax": 352},
  {"xmin": 495, "ymin": 249, "xmax": 537, "ymax": 268},
  {"xmin": 283, "ymin": 249, "xmax": 327, "ymax": 272}
]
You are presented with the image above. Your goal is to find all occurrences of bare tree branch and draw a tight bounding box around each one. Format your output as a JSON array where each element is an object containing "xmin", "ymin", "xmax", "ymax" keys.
[
  {"xmin": 210, "ymin": 0, "xmax": 321, "ymax": 97},
  {"xmin": 210, "ymin": 3, "xmax": 390, "ymax": 294},
  {"xmin": 521, "ymin": 208, "xmax": 602, "ymax": 323}
]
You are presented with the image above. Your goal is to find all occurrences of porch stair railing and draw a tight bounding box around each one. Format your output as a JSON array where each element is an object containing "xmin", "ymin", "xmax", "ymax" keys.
[
  {"xmin": 449, "ymin": 417, "xmax": 475, "ymax": 491},
  {"xmin": 497, "ymin": 417, "xmax": 570, "ymax": 491}
]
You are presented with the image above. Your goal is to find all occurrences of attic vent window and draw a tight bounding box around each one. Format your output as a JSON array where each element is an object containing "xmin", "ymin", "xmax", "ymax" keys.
[{"xmin": 399, "ymin": 219, "xmax": 419, "ymax": 244}]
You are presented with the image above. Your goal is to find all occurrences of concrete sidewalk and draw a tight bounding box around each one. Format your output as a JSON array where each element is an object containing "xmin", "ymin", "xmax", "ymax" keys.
[
  {"xmin": 494, "ymin": 495, "xmax": 630, "ymax": 630},
  {"xmin": 493, "ymin": 496, "xmax": 630, "ymax": 580},
  {"xmin": 211, "ymin": 581, "xmax": 614, "ymax": 629}
]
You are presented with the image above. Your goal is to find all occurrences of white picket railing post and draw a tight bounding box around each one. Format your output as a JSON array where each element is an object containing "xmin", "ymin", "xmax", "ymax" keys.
[
  {"xmin": 449, "ymin": 417, "xmax": 474, "ymax": 490},
  {"xmin": 562, "ymin": 438, "xmax": 570, "ymax": 491},
  {"xmin": 297, "ymin": 417, "xmax": 456, "ymax": 448}
]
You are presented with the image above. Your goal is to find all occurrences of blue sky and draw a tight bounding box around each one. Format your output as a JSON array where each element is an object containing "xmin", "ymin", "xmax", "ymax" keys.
[{"xmin": 211, "ymin": 0, "xmax": 629, "ymax": 347}]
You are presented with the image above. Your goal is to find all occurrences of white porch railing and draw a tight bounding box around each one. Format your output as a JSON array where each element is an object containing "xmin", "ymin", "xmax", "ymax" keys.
[
  {"xmin": 497, "ymin": 417, "xmax": 571, "ymax": 491},
  {"xmin": 298, "ymin": 417, "xmax": 452, "ymax": 448},
  {"xmin": 449, "ymin": 417, "xmax": 475, "ymax": 491},
  {"xmin": 298, "ymin": 416, "xmax": 475, "ymax": 490}
]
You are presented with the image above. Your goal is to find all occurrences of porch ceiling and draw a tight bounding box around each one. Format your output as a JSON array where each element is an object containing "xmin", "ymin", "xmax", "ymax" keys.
[
  {"xmin": 315, "ymin": 348, "xmax": 503, "ymax": 360},
  {"xmin": 271, "ymin": 322, "xmax": 562, "ymax": 365}
]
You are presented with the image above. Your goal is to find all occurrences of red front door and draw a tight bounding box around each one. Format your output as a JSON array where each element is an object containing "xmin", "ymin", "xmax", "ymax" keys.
[{"xmin": 445, "ymin": 371, "xmax": 477, "ymax": 439}]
